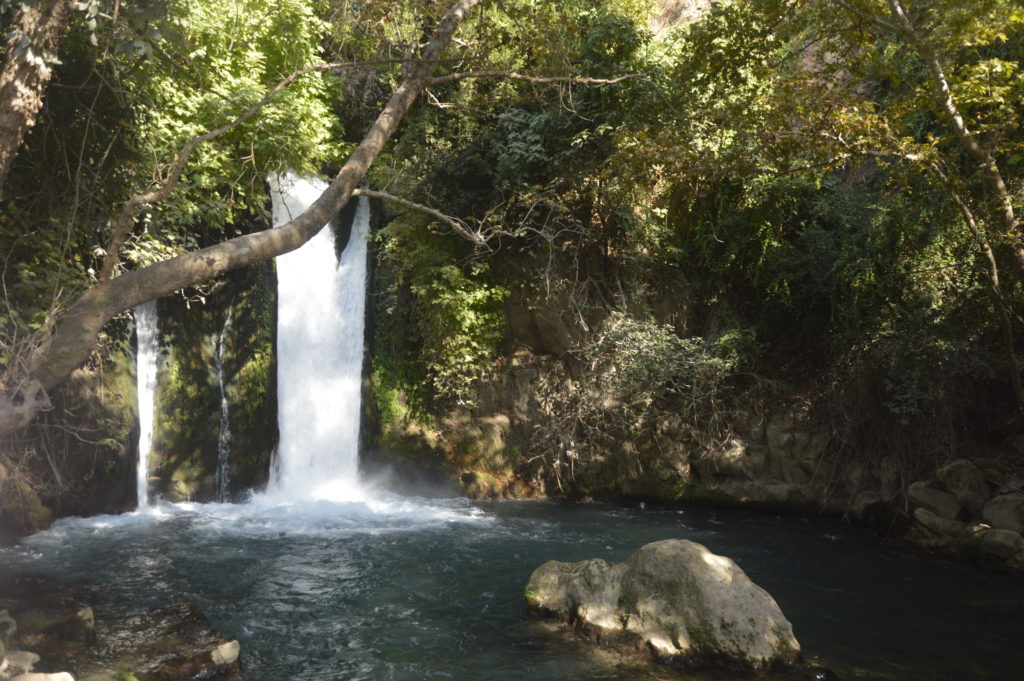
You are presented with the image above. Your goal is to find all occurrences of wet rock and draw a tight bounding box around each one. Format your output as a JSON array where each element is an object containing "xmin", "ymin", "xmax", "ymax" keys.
[
  {"xmin": 40, "ymin": 608, "xmax": 94, "ymax": 646},
  {"xmin": 152, "ymin": 639, "xmax": 241, "ymax": 680},
  {"xmin": 850, "ymin": 491, "xmax": 890, "ymax": 525},
  {"xmin": 526, "ymin": 538, "xmax": 801, "ymax": 669},
  {"xmin": 211, "ymin": 641, "xmax": 239, "ymax": 667},
  {"xmin": 2, "ymin": 650, "xmax": 40, "ymax": 677},
  {"xmin": 0, "ymin": 610, "xmax": 15, "ymax": 644},
  {"xmin": 936, "ymin": 460, "xmax": 990, "ymax": 517},
  {"xmin": 913, "ymin": 508, "xmax": 967, "ymax": 537},
  {"xmin": 908, "ymin": 481, "xmax": 960, "ymax": 520},
  {"xmin": 978, "ymin": 528, "xmax": 1024, "ymax": 560},
  {"xmin": 86, "ymin": 602, "xmax": 244, "ymax": 681},
  {"xmin": 8, "ymin": 674, "xmax": 74, "ymax": 681},
  {"xmin": 982, "ymin": 493, "xmax": 1024, "ymax": 534}
]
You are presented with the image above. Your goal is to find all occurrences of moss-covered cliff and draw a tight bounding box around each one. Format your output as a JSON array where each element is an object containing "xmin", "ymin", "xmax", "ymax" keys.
[{"xmin": 149, "ymin": 262, "xmax": 278, "ymax": 503}]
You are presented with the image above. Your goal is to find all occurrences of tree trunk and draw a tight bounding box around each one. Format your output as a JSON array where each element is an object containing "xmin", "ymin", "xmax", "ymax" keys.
[
  {"xmin": 885, "ymin": 0, "xmax": 1024, "ymax": 274},
  {"xmin": 0, "ymin": 0, "xmax": 75, "ymax": 198},
  {"xmin": 0, "ymin": 0, "xmax": 482, "ymax": 437}
]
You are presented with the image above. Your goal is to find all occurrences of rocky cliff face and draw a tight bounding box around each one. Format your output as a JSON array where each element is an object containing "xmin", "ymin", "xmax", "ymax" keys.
[
  {"xmin": 147, "ymin": 263, "xmax": 278, "ymax": 503},
  {"xmin": 0, "ymin": 262, "xmax": 278, "ymax": 542},
  {"xmin": 365, "ymin": 294, "xmax": 1024, "ymax": 575},
  {"xmin": 0, "ymin": 322, "xmax": 137, "ymax": 542}
]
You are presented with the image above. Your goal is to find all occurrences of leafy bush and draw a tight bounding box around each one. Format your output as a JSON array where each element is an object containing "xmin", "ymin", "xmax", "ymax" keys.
[{"xmin": 411, "ymin": 265, "xmax": 509, "ymax": 406}]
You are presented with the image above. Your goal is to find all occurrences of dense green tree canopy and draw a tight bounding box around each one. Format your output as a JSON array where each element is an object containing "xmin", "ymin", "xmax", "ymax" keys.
[{"xmin": 0, "ymin": 0, "xmax": 1022, "ymax": 457}]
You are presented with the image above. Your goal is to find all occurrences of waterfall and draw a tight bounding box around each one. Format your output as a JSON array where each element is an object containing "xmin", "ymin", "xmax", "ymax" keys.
[
  {"xmin": 134, "ymin": 300, "xmax": 159, "ymax": 508},
  {"xmin": 213, "ymin": 305, "xmax": 234, "ymax": 502},
  {"xmin": 267, "ymin": 172, "xmax": 369, "ymax": 502}
]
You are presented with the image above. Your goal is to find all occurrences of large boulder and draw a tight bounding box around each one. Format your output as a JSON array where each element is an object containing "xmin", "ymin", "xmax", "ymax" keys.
[
  {"xmin": 525, "ymin": 539, "xmax": 801, "ymax": 669},
  {"xmin": 908, "ymin": 481, "xmax": 961, "ymax": 520},
  {"xmin": 935, "ymin": 460, "xmax": 990, "ymax": 517},
  {"xmin": 913, "ymin": 507, "xmax": 966, "ymax": 537},
  {"xmin": 978, "ymin": 528, "xmax": 1024, "ymax": 560},
  {"xmin": 982, "ymin": 493, "xmax": 1024, "ymax": 534}
]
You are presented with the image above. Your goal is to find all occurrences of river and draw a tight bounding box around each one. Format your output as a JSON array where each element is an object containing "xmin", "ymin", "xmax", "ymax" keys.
[{"xmin": 1, "ymin": 494, "xmax": 1021, "ymax": 681}]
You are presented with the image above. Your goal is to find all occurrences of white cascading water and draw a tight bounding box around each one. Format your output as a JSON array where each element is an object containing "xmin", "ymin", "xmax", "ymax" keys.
[
  {"xmin": 213, "ymin": 305, "xmax": 233, "ymax": 502},
  {"xmin": 266, "ymin": 172, "xmax": 369, "ymax": 503},
  {"xmin": 134, "ymin": 300, "xmax": 159, "ymax": 508}
]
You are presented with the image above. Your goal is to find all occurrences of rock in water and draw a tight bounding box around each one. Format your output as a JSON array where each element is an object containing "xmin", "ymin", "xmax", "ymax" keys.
[
  {"xmin": 0, "ymin": 610, "xmax": 16, "ymax": 644},
  {"xmin": 525, "ymin": 538, "xmax": 801, "ymax": 669}
]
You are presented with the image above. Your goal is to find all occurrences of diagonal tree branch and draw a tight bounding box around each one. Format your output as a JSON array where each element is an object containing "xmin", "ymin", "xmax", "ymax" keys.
[
  {"xmin": 98, "ymin": 56, "xmax": 475, "ymax": 282},
  {"xmin": 0, "ymin": 0, "xmax": 485, "ymax": 437}
]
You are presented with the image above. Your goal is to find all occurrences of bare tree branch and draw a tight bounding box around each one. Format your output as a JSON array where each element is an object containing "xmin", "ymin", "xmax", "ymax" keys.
[
  {"xmin": 352, "ymin": 188, "xmax": 489, "ymax": 247},
  {"xmin": 428, "ymin": 70, "xmax": 648, "ymax": 86}
]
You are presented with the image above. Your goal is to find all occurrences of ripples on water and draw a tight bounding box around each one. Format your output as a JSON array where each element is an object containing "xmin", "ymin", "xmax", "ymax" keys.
[{"xmin": 2, "ymin": 494, "xmax": 1022, "ymax": 681}]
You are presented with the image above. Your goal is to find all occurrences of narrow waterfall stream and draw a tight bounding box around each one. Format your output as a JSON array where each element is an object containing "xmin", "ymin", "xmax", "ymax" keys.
[
  {"xmin": 213, "ymin": 304, "xmax": 234, "ymax": 502},
  {"xmin": 267, "ymin": 172, "xmax": 369, "ymax": 502},
  {"xmin": 134, "ymin": 300, "xmax": 159, "ymax": 508}
]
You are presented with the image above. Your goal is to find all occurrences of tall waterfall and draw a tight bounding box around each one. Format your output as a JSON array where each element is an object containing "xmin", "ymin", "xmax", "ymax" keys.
[
  {"xmin": 267, "ymin": 172, "xmax": 369, "ymax": 502},
  {"xmin": 213, "ymin": 305, "xmax": 234, "ymax": 502},
  {"xmin": 134, "ymin": 300, "xmax": 159, "ymax": 508}
]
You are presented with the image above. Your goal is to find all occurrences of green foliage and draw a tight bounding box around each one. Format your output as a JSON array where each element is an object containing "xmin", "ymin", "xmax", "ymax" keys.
[
  {"xmin": 128, "ymin": 0, "xmax": 343, "ymax": 249},
  {"xmin": 586, "ymin": 312, "xmax": 732, "ymax": 408},
  {"xmin": 411, "ymin": 265, "xmax": 510, "ymax": 406}
]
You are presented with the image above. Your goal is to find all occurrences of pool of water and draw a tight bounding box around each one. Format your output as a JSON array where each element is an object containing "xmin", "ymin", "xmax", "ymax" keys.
[{"xmin": 0, "ymin": 495, "xmax": 1021, "ymax": 681}]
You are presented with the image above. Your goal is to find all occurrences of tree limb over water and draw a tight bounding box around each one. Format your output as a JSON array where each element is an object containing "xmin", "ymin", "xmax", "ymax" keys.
[
  {"xmin": 0, "ymin": 0, "xmax": 484, "ymax": 436},
  {"xmin": 0, "ymin": 0, "xmax": 646, "ymax": 437}
]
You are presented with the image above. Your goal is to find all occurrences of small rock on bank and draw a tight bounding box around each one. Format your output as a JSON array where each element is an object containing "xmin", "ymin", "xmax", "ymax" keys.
[{"xmin": 525, "ymin": 538, "xmax": 801, "ymax": 669}]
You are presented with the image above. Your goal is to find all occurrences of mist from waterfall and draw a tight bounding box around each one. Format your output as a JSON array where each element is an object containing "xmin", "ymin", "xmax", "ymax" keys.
[
  {"xmin": 266, "ymin": 172, "xmax": 369, "ymax": 503},
  {"xmin": 134, "ymin": 300, "xmax": 159, "ymax": 508}
]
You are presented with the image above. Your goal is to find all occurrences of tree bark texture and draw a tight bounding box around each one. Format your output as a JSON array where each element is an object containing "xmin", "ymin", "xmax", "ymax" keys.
[
  {"xmin": 0, "ymin": 0, "xmax": 483, "ymax": 437},
  {"xmin": 0, "ymin": 0, "xmax": 75, "ymax": 197}
]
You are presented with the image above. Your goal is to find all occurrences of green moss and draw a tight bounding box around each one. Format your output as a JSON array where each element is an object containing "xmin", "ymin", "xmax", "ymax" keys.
[
  {"xmin": 146, "ymin": 261, "xmax": 277, "ymax": 502},
  {"xmin": 0, "ymin": 477, "xmax": 53, "ymax": 539},
  {"xmin": 461, "ymin": 469, "xmax": 513, "ymax": 499}
]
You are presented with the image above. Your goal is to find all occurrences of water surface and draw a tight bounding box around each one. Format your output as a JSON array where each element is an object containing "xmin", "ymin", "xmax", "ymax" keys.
[{"xmin": 1, "ymin": 496, "xmax": 1021, "ymax": 681}]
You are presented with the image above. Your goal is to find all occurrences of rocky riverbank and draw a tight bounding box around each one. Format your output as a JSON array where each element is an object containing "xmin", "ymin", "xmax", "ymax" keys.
[
  {"xmin": 0, "ymin": 577, "xmax": 243, "ymax": 681},
  {"xmin": 367, "ymin": 346, "xmax": 1024, "ymax": 577}
]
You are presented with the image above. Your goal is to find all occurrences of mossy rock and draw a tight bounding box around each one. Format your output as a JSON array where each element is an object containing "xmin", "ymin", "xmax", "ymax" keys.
[{"xmin": 0, "ymin": 465, "xmax": 53, "ymax": 543}]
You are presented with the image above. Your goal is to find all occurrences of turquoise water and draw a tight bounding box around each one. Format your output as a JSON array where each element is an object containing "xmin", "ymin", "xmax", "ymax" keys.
[{"xmin": 1, "ymin": 496, "xmax": 1021, "ymax": 680}]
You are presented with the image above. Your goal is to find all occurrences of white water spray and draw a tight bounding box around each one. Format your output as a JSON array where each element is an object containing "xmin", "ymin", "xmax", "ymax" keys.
[
  {"xmin": 213, "ymin": 305, "xmax": 234, "ymax": 502},
  {"xmin": 134, "ymin": 300, "xmax": 159, "ymax": 508},
  {"xmin": 267, "ymin": 172, "xmax": 369, "ymax": 503}
]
